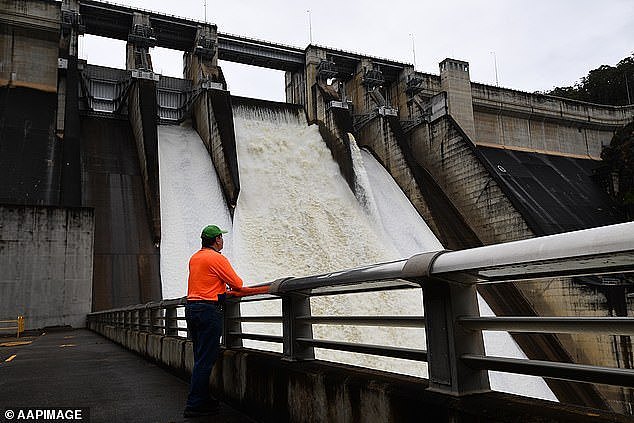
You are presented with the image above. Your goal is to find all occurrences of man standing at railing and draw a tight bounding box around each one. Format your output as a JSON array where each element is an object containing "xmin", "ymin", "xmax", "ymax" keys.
[{"xmin": 183, "ymin": 224, "xmax": 244, "ymax": 418}]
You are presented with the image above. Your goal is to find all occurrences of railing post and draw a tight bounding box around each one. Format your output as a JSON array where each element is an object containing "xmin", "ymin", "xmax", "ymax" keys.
[
  {"xmin": 150, "ymin": 306, "xmax": 160, "ymax": 334},
  {"xmin": 282, "ymin": 293, "xmax": 314, "ymax": 361},
  {"xmin": 422, "ymin": 277, "xmax": 490, "ymax": 395},
  {"xmin": 222, "ymin": 299, "xmax": 243, "ymax": 349},
  {"xmin": 141, "ymin": 306, "xmax": 149, "ymax": 332},
  {"xmin": 165, "ymin": 305, "xmax": 178, "ymax": 336}
]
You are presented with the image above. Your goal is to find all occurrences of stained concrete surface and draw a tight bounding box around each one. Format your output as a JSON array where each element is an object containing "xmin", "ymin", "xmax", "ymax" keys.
[{"xmin": 0, "ymin": 329, "xmax": 257, "ymax": 423}]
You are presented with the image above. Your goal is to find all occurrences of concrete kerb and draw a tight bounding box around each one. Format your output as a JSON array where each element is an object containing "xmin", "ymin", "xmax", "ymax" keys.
[
  {"xmin": 127, "ymin": 330, "xmax": 140, "ymax": 352},
  {"xmin": 161, "ymin": 336, "xmax": 185, "ymax": 371},
  {"xmin": 146, "ymin": 333, "xmax": 164, "ymax": 363},
  {"xmin": 137, "ymin": 331, "xmax": 148, "ymax": 356},
  {"xmin": 184, "ymin": 340, "xmax": 194, "ymax": 374}
]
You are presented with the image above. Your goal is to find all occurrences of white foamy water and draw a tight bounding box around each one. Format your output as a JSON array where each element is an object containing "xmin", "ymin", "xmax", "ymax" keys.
[
  {"xmin": 157, "ymin": 124, "xmax": 233, "ymax": 299},
  {"xmin": 354, "ymin": 142, "xmax": 444, "ymax": 257},
  {"xmin": 230, "ymin": 105, "xmax": 397, "ymax": 281},
  {"xmin": 230, "ymin": 103, "xmax": 427, "ymax": 376}
]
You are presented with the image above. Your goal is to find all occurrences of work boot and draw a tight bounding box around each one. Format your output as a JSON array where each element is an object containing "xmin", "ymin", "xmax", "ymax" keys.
[{"xmin": 183, "ymin": 401, "xmax": 219, "ymax": 418}]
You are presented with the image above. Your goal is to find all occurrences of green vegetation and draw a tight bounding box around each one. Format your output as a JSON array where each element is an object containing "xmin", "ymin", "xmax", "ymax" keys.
[
  {"xmin": 547, "ymin": 53, "xmax": 634, "ymax": 219},
  {"xmin": 600, "ymin": 121, "xmax": 634, "ymax": 220},
  {"xmin": 544, "ymin": 54, "xmax": 634, "ymax": 106}
]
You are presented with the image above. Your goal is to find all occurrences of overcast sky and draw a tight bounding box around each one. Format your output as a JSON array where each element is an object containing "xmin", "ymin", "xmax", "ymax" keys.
[{"xmin": 80, "ymin": 0, "xmax": 634, "ymax": 102}]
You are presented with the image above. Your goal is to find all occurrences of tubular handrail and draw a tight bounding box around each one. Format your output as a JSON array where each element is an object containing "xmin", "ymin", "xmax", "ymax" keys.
[
  {"xmin": 264, "ymin": 222, "xmax": 634, "ymax": 295},
  {"xmin": 458, "ymin": 316, "xmax": 634, "ymax": 335},
  {"xmin": 461, "ymin": 355, "xmax": 634, "ymax": 388}
]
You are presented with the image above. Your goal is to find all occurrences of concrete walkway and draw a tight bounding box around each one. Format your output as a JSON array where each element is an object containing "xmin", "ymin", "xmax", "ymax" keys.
[{"xmin": 0, "ymin": 329, "xmax": 257, "ymax": 423}]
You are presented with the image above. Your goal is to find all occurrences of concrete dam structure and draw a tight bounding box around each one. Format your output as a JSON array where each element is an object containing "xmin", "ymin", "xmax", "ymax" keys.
[{"xmin": 1, "ymin": 0, "xmax": 634, "ymax": 416}]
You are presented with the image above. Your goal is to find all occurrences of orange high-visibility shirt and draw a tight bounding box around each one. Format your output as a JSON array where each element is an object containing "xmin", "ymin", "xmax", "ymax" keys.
[{"xmin": 187, "ymin": 248, "xmax": 244, "ymax": 301}]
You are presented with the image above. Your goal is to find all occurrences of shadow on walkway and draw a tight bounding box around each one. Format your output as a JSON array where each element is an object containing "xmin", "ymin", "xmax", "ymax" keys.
[{"xmin": 0, "ymin": 329, "xmax": 256, "ymax": 422}]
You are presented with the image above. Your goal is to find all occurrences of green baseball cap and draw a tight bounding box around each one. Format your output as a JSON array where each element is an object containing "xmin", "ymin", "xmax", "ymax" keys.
[{"xmin": 201, "ymin": 225, "xmax": 228, "ymax": 239}]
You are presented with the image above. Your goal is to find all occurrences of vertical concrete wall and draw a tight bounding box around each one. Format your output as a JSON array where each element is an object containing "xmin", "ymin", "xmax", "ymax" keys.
[
  {"xmin": 285, "ymin": 69, "xmax": 306, "ymax": 106},
  {"xmin": 190, "ymin": 89, "xmax": 240, "ymax": 209},
  {"xmin": 184, "ymin": 31, "xmax": 240, "ymax": 210},
  {"xmin": 57, "ymin": 0, "xmax": 82, "ymax": 207},
  {"xmin": 440, "ymin": 59, "xmax": 476, "ymax": 140},
  {"xmin": 128, "ymin": 80, "xmax": 161, "ymax": 245},
  {"xmin": 471, "ymin": 84, "xmax": 634, "ymax": 158},
  {"xmin": 0, "ymin": 86, "xmax": 61, "ymax": 205},
  {"xmin": 0, "ymin": 0, "xmax": 59, "ymax": 92},
  {"xmin": 317, "ymin": 105, "xmax": 355, "ymax": 194},
  {"xmin": 409, "ymin": 116, "xmax": 532, "ymax": 245},
  {"xmin": 0, "ymin": 0, "xmax": 63, "ymax": 206},
  {"xmin": 80, "ymin": 117, "xmax": 161, "ymax": 311},
  {"xmin": 0, "ymin": 205, "xmax": 94, "ymax": 329}
]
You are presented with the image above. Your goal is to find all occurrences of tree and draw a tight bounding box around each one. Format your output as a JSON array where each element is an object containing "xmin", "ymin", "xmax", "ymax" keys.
[
  {"xmin": 543, "ymin": 54, "xmax": 634, "ymax": 106},
  {"xmin": 600, "ymin": 121, "xmax": 634, "ymax": 219}
]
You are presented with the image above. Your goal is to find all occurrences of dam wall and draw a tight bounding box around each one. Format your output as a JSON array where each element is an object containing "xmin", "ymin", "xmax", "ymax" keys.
[
  {"xmin": 127, "ymin": 78, "xmax": 162, "ymax": 245},
  {"xmin": 191, "ymin": 88, "xmax": 240, "ymax": 210},
  {"xmin": 472, "ymin": 84, "xmax": 634, "ymax": 159},
  {"xmin": 80, "ymin": 116, "xmax": 161, "ymax": 310},
  {"xmin": 2, "ymin": 0, "xmax": 633, "ymax": 412},
  {"xmin": 0, "ymin": 0, "xmax": 59, "ymax": 92},
  {"xmin": 0, "ymin": 86, "xmax": 61, "ymax": 205},
  {"xmin": 0, "ymin": 205, "xmax": 93, "ymax": 329},
  {"xmin": 411, "ymin": 116, "xmax": 532, "ymax": 244}
]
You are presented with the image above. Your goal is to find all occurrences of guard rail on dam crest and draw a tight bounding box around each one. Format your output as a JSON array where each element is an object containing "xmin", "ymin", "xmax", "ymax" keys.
[{"xmin": 88, "ymin": 222, "xmax": 634, "ymax": 422}]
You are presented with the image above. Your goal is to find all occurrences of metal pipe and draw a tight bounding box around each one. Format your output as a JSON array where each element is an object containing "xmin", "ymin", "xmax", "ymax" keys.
[
  {"xmin": 462, "ymin": 355, "xmax": 634, "ymax": 388},
  {"xmin": 458, "ymin": 316, "xmax": 634, "ymax": 336},
  {"xmin": 262, "ymin": 222, "xmax": 634, "ymax": 294},
  {"xmin": 268, "ymin": 259, "xmax": 409, "ymax": 294},
  {"xmin": 296, "ymin": 315, "xmax": 425, "ymax": 328},
  {"xmin": 297, "ymin": 338, "xmax": 428, "ymax": 362},
  {"xmin": 431, "ymin": 221, "xmax": 634, "ymax": 283},
  {"xmin": 232, "ymin": 333, "xmax": 283, "ymax": 344}
]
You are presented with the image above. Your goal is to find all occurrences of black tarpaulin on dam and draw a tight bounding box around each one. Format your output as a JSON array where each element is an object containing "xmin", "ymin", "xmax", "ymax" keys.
[{"xmin": 477, "ymin": 146, "xmax": 622, "ymax": 236}]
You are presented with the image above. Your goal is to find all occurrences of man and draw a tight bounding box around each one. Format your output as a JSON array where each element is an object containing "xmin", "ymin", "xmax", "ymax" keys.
[{"xmin": 183, "ymin": 224, "xmax": 244, "ymax": 418}]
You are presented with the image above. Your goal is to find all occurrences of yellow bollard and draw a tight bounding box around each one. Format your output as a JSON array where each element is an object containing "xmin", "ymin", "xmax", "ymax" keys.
[{"xmin": 17, "ymin": 316, "xmax": 24, "ymax": 338}]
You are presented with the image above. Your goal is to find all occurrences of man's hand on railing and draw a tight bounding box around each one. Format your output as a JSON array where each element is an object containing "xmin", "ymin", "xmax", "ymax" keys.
[{"xmin": 227, "ymin": 285, "xmax": 270, "ymax": 298}]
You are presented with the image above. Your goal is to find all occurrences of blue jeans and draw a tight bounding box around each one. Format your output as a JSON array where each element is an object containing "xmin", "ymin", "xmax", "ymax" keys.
[{"xmin": 185, "ymin": 302, "xmax": 223, "ymax": 409}]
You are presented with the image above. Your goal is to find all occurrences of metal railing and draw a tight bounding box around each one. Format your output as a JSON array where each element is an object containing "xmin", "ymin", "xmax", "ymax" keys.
[
  {"xmin": 0, "ymin": 316, "xmax": 25, "ymax": 338},
  {"xmin": 87, "ymin": 221, "xmax": 634, "ymax": 397}
]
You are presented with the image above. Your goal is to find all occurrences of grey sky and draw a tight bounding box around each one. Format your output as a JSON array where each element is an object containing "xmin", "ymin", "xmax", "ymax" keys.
[{"xmin": 81, "ymin": 0, "xmax": 634, "ymax": 102}]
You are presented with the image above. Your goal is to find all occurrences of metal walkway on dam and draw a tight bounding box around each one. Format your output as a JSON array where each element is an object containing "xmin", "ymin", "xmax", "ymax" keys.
[{"xmin": 0, "ymin": 329, "xmax": 255, "ymax": 423}]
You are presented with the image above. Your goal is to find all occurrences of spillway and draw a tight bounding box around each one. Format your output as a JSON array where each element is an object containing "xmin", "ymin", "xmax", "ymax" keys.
[
  {"xmin": 157, "ymin": 124, "xmax": 233, "ymax": 299},
  {"xmin": 229, "ymin": 100, "xmax": 426, "ymax": 377},
  {"xmin": 157, "ymin": 99, "xmax": 555, "ymax": 401}
]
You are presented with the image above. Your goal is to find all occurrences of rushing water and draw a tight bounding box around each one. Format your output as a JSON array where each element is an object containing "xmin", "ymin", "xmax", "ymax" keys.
[
  {"xmin": 157, "ymin": 102, "xmax": 556, "ymax": 401},
  {"xmin": 157, "ymin": 123, "xmax": 233, "ymax": 299}
]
